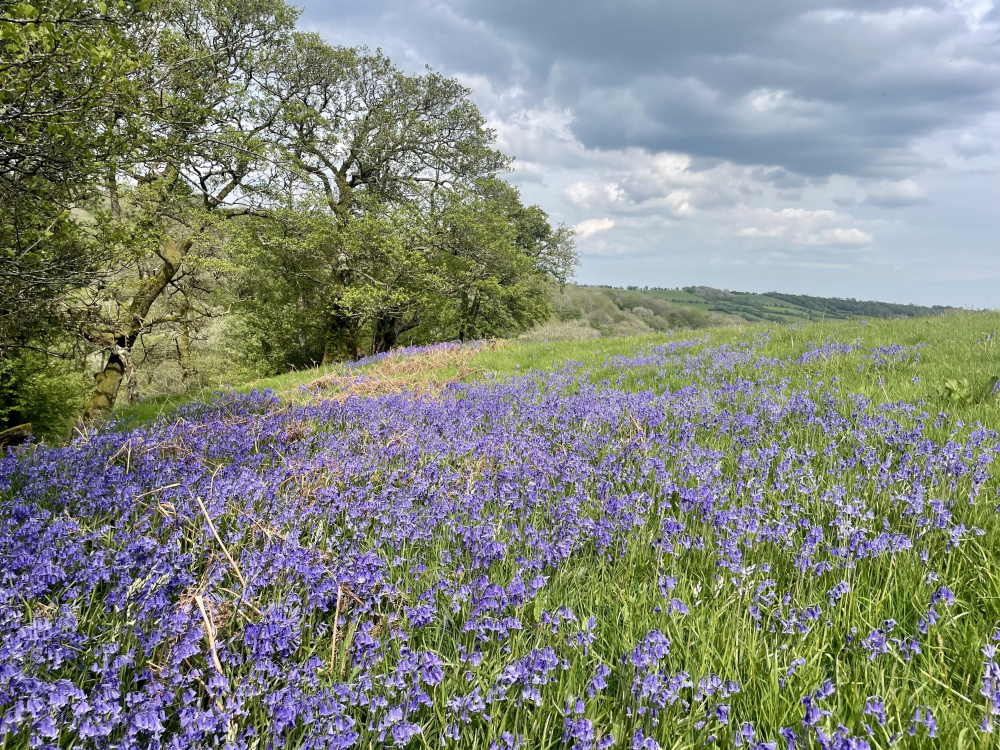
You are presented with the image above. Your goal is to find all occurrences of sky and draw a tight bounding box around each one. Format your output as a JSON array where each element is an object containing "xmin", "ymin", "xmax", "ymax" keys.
[{"xmin": 296, "ymin": 0, "xmax": 1000, "ymax": 307}]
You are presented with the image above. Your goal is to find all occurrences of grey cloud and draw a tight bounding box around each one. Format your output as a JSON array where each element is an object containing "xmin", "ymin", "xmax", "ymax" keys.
[
  {"xmin": 544, "ymin": 5, "xmax": 999, "ymax": 176},
  {"xmin": 304, "ymin": 0, "xmax": 1000, "ymax": 180},
  {"xmin": 861, "ymin": 194, "xmax": 928, "ymax": 208},
  {"xmin": 832, "ymin": 196, "xmax": 859, "ymax": 206},
  {"xmin": 751, "ymin": 168, "xmax": 811, "ymax": 191},
  {"xmin": 299, "ymin": 1, "xmax": 525, "ymax": 86},
  {"xmin": 296, "ymin": 0, "xmax": 1000, "ymax": 307}
]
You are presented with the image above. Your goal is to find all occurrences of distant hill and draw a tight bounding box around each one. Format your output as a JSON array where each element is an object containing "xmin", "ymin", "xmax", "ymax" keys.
[
  {"xmin": 520, "ymin": 284, "xmax": 954, "ymax": 340},
  {"xmin": 647, "ymin": 285, "xmax": 953, "ymax": 323}
]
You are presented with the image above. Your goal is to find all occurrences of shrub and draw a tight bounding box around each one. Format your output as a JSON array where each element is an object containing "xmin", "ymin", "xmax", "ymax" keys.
[{"xmin": 0, "ymin": 349, "xmax": 90, "ymax": 441}]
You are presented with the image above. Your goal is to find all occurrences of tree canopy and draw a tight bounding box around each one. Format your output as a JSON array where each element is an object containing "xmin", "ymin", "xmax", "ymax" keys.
[
  {"xmin": 0, "ymin": 0, "xmax": 145, "ymax": 347},
  {"xmin": 0, "ymin": 0, "xmax": 577, "ymax": 434}
]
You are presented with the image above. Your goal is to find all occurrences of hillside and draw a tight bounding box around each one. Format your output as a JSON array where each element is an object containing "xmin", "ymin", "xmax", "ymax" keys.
[
  {"xmin": 6, "ymin": 312, "xmax": 1000, "ymax": 749},
  {"xmin": 637, "ymin": 285, "xmax": 951, "ymax": 323},
  {"xmin": 522, "ymin": 284, "xmax": 953, "ymax": 341}
]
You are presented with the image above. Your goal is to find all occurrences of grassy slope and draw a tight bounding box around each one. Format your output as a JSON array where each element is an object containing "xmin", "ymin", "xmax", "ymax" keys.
[
  {"xmin": 117, "ymin": 311, "xmax": 1000, "ymax": 429},
  {"xmin": 430, "ymin": 312, "xmax": 1000, "ymax": 747},
  {"xmin": 113, "ymin": 363, "xmax": 347, "ymax": 426},
  {"xmin": 644, "ymin": 288, "xmax": 822, "ymax": 322},
  {"xmin": 21, "ymin": 310, "xmax": 1000, "ymax": 748},
  {"xmin": 491, "ymin": 312, "xmax": 999, "ymax": 411},
  {"xmin": 113, "ymin": 287, "xmax": 957, "ymax": 428}
]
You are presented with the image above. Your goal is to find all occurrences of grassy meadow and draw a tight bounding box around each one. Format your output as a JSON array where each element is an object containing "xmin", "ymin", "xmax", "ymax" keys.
[
  {"xmin": 118, "ymin": 311, "xmax": 1000, "ymax": 426},
  {"xmin": 4, "ymin": 311, "xmax": 1000, "ymax": 749}
]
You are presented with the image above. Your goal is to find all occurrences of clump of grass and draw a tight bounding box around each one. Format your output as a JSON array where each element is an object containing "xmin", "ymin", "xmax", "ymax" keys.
[{"xmin": 303, "ymin": 341, "xmax": 500, "ymax": 401}]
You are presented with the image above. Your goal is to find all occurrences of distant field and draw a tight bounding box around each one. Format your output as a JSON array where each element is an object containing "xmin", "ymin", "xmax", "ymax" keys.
[
  {"xmin": 605, "ymin": 285, "xmax": 953, "ymax": 325},
  {"xmin": 533, "ymin": 285, "xmax": 953, "ymax": 342},
  {"xmin": 4, "ymin": 311, "xmax": 1000, "ymax": 749}
]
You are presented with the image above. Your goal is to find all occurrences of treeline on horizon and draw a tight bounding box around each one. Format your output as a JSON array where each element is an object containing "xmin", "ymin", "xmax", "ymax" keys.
[{"xmin": 0, "ymin": 0, "xmax": 578, "ymax": 439}]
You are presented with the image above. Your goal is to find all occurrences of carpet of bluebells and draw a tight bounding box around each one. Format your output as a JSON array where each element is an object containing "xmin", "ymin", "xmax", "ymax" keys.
[{"xmin": 3, "ymin": 330, "xmax": 1000, "ymax": 749}]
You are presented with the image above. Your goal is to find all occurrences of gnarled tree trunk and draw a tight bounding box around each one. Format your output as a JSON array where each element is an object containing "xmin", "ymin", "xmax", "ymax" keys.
[
  {"xmin": 457, "ymin": 293, "xmax": 480, "ymax": 341},
  {"xmin": 81, "ymin": 237, "xmax": 188, "ymax": 423},
  {"xmin": 0, "ymin": 423, "xmax": 32, "ymax": 448},
  {"xmin": 372, "ymin": 310, "xmax": 421, "ymax": 354},
  {"xmin": 84, "ymin": 341, "xmax": 134, "ymax": 420},
  {"xmin": 176, "ymin": 306, "xmax": 197, "ymax": 384}
]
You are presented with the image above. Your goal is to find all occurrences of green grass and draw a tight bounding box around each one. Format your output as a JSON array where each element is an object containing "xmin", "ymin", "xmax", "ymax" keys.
[
  {"xmin": 112, "ymin": 362, "xmax": 347, "ymax": 427},
  {"xmin": 470, "ymin": 312, "xmax": 1000, "ymax": 419},
  {"xmin": 115, "ymin": 312, "xmax": 1000, "ymax": 430}
]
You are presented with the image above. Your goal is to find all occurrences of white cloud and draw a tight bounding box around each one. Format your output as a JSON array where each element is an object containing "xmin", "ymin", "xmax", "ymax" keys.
[
  {"xmin": 564, "ymin": 181, "xmax": 626, "ymax": 208},
  {"xmin": 735, "ymin": 207, "xmax": 876, "ymax": 248},
  {"xmin": 737, "ymin": 227, "xmax": 785, "ymax": 238},
  {"xmin": 301, "ymin": 0, "xmax": 1000, "ymax": 305},
  {"xmin": 796, "ymin": 227, "xmax": 874, "ymax": 246},
  {"xmin": 747, "ymin": 88, "xmax": 785, "ymax": 112},
  {"xmin": 954, "ymin": 132, "xmax": 994, "ymax": 159},
  {"xmin": 564, "ymin": 182, "xmax": 598, "ymax": 206},
  {"xmin": 574, "ymin": 217, "xmax": 615, "ymax": 239},
  {"xmin": 948, "ymin": 0, "xmax": 993, "ymax": 28},
  {"xmin": 605, "ymin": 183, "xmax": 627, "ymax": 203},
  {"xmin": 651, "ymin": 189, "xmax": 696, "ymax": 217},
  {"xmin": 479, "ymin": 92, "xmax": 884, "ymax": 257},
  {"xmin": 861, "ymin": 179, "xmax": 929, "ymax": 208}
]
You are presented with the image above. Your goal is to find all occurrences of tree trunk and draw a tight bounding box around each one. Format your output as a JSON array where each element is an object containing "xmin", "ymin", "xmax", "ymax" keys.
[
  {"xmin": 372, "ymin": 311, "xmax": 421, "ymax": 354},
  {"xmin": 0, "ymin": 423, "xmax": 32, "ymax": 448},
  {"xmin": 122, "ymin": 344, "xmax": 139, "ymax": 405},
  {"xmin": 295, "ymin": 289, "xmax": 309, "ymax": 357},
  {"xmin": 81, "ymin": 237, "xmax": 188, "ymax": 423},
  {"xmin": 83, "ymin": 341, "xmax": 131, "ymax": 421},
  {"xmin": 177, "ymin": 310, "xmax": 196, "ymax": 384},
  {"xmin": 321, "ymin": 309, "xmax": 361, "ymax": 365},
  {"xmin": 458, "ymin": 294, "xmax": 480, "ymax": 341}
]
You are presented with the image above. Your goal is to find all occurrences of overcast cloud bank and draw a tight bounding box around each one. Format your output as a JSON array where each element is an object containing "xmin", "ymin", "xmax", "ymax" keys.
[{"xmin": 300, "ymin": 0, "xmax": 1000, "ymax": 307}]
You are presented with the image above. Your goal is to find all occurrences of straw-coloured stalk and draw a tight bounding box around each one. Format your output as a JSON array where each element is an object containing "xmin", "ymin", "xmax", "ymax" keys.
[
  {"xmin": 330, "ymin": 584, "xmax": 343, "ymax": 677},
  {"xmin": 194, "ymin": 593, "xmax": 225, "ymax": 677},
  {"xmin": 195, "ymin": 495, "xmax": 250, "ymax": 594}
]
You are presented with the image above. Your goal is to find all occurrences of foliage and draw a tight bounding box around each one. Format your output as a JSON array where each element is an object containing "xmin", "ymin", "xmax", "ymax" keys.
[
  {"xmin": 0, "ymin": 0, "xmax": 142, "ymax": 182},
  {"xmin": 0, "ymin": 0, "xmax": 155, "ymax": 433},
  {"xmin": 68, "ymin": 0, "xmax": 303, "ymax": 420},
  {"xmin": 0, "ymin": 0, "xmax": 575, "ymax": 419},
  {"xmin": 244, "ymin": 40, "xmax": 571, "ymax": 363},
  {"xmin": 0, "ymin": 348, "xmax": 90, "ymax": 439},
  {"xmin": 6, "ymin": 313, "xmax": 1000, "ymax": 748},
  {"xmin": 0, "ymin": 0, "xmax": 145, "ymax": 347},
  {"xmin": 537, "ymin": 285, "xmax": 955, "ymax": 341},
  {"xmin": 934, "ymin": 374, "xmax": 1000, "ymax": 407},
  {"xmin": 227, "ymin": 177, "xmax": 573, "ymax": 375},
  {"xmin": 549, "ymin": 285, "xmax": 721, "ymax": 338}
]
